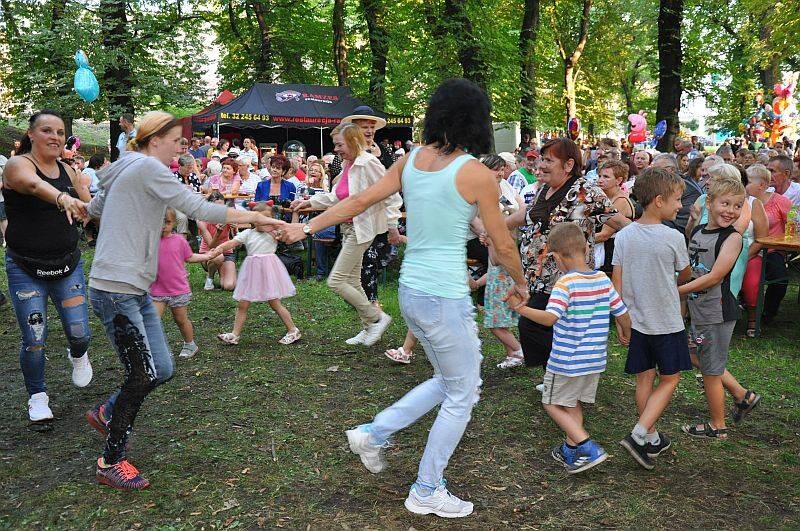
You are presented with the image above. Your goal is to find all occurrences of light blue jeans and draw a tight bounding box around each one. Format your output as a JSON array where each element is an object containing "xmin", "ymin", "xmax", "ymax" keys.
[{"xmin": 369, "ymin": 285, "xmax": 482, "ymax": 489}]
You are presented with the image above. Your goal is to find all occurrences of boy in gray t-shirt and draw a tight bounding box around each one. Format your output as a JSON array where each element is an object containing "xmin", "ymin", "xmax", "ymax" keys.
[
  {"xmin": 612, "ymin": 167, "xmax": 692, "ymax": 470},
  {"xmin": 677, "ymin": 176, "xmax": 760, "ymax": 439}
]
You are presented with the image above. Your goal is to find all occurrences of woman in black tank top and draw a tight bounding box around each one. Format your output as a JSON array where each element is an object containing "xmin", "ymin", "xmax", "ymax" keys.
[
  {"xmin": 595, "ymin": 160, "xmax": 636, "ymax": 273},
  {"xmin": 2, "ymin": 110, "xmax": 93, "ymax": 427}
]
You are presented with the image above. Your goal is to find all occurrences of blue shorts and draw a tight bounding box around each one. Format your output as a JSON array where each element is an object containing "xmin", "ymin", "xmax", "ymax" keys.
[{"xmin": 625, "ymin": 328, "xmax": 691, "ymax": 375}]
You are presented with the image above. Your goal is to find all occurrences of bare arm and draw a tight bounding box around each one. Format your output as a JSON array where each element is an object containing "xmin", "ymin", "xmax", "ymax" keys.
[
  {"xmin": 3, "ymin": 157, "xmax": 87, "ymax": 223},
  {"xmin": 210, "ymin": 238, "xmax": 243, "ymax": 255},
  {"xmin": 615, "ymin": 312, "xmax": 632, "ymax": 346},
  {"xmin": 676, "ymin": 264, "xmax": 693, "ymax": 286},
  {"xmin": 748, "ymin": 198, "xmax": 768, "ymax": 259},
  {"xmin": 596, "ymin": 197, "xmax": 632, "ymax": 243},
  {"xmin": 612, "ymin": 265, "xmax": 623, "ymax": 299},
  {"xmin": 517, "ymin": 306, "xmax": 558, "ymax": 327},
  {"xmin": 685, "ymin": 199, "xmax": 703, "ymax": 239}
]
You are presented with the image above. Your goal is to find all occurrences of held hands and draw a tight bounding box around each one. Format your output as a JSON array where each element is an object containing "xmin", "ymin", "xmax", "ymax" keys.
[
  {"xmin": 61, "ymin": 195, "xmax": 89, "ymax": 224},
  {"xmin": 388, "ymin": 227, "xmax": 401, "ymax": 245},
  {"xmin": 205, "ymin": 247, "xmax": 223, "ymax": 260},
  {"xmin": 503, "ymin": 283, "xmax": 530, "ymax": 311},
  {"xmin": 616, "ymin": 320, "xmax": 631, "ymax": 346},
  {"xmin": 290, "ymin": 199, "xmax": 312, "ymax": 212},
  {"xmin": 275, "ymin": 223, "xmax": 306, "ymax": 244}
]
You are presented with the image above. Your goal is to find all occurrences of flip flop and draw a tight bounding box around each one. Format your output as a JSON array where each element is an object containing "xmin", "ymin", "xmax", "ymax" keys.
[
  {"xmin": 278, "ymin": 329, "xmax": 302, "ymax": 345},
  {"xmin": 681, "ymin": 422, "xmax": 728, "ymax": 439},
  {"xmin": 217, "ymin": 332, "xmax": 240, "ymax": 345},
  {"xmin": 385, "ymin": 346, "xmax": 413, "ymax": 364}
]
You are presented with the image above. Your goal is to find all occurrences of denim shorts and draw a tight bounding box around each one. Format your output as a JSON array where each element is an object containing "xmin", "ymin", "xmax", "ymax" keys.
[
  {"xmin": 625, "ymin": 328, "xmax": 691, "ymax": 375},
  {"xmin": 151, "ymin": 293, "xmax": 191, "ymax": 308}
]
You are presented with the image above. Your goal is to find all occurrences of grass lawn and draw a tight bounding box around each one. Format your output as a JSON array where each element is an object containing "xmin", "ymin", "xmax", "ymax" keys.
[{"xmin": 0, "ymin": 248, "xmax": 798, "ymax": 529}]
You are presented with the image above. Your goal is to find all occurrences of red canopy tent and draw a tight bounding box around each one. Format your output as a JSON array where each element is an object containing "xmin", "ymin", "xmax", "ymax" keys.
[{"xmin": 179, "ymin": 90, "xmax": 236, "ymax": 139}]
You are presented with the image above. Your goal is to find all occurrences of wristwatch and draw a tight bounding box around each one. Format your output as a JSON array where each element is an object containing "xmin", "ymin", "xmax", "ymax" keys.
[{"xmin": 302, "ymin": 223, "xmax": 313, "ymax": 235}]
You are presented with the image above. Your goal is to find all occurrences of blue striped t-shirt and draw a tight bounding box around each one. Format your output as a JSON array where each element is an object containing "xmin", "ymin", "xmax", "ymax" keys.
[{"xmin": 545, "ymin": 271, "xmax": 627, "ymax": 376}]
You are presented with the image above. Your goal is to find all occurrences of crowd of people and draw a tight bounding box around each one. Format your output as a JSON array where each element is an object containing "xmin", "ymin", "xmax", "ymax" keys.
[{"xmin": 1, "ymin": 78, "xmax": 797, "ymax": 518}]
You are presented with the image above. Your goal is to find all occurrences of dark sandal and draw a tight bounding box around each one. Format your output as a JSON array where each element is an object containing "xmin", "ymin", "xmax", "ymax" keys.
[
  {"xmin": 746, "ymin": 320, "xmax": 756, "ymax": 338},
  {"xmin": 731, "ymin": 390, "xmax": 761, "ymax": 424},
  {"xmin": 682, "ymin": 422, "xmax": 728, "ymax": 438}
]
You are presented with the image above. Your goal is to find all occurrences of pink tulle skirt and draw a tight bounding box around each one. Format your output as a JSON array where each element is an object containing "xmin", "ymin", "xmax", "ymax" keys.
[{"xmin": 233, "ymin": 254, "xmax": 296, "ymax": 302}]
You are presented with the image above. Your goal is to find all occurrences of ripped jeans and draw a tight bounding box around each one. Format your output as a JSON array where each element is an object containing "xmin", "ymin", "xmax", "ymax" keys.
[
  {"xmin": 89, "ymin": 288, "xmax": 173, "ymax": 464},
  {"xmin": 6, "ymin": 254, "xmax": 90, "ymax": 397},
  {"xmin": 368, "ymin": 286, "xmax": 482, "ymax": 489}
]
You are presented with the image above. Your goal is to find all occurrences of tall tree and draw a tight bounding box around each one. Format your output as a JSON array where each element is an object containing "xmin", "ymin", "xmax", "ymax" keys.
[
  {"xmin": 655, "ymin": 0, "xmax": 683, "ymax": 151},
  {"xmin": 333, "ymin": 0, "xmax": 349, "ymax": 86},
  {"xmin": 360, "ymin": 0, "xmax": 389, "ymax": 108},
  {"xmin": 550, "ymin": 0, "xmax": 592, "ymax": 123},
  {"xmin": 443, "ymin": 0, "xmax": 487, "ymax": 91},
  {"xmin": 99, "ymin": 0, "xmax": 133, "ymax": 161},
  {"xmin": 519, "ymin": 0, "xmax": 540, "ymax": 137}
]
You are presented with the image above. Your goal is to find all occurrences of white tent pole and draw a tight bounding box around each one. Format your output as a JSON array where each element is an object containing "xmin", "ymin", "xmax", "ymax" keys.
[{"xmin": 319, "ymin": 127, "xmax": 323, "ymax": 157}]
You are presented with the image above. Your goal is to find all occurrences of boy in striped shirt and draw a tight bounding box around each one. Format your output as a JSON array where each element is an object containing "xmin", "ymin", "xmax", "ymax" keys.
[{"xmin": 510, "ymin": 223, "xmax": 631, "ymax": 473}]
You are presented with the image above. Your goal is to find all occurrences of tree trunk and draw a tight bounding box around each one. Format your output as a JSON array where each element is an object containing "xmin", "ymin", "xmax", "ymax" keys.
[
  {"xmin": 519, "ymin": 0, "xmax": 540, "ymax": 138},
  {"xmin": 443, "ymin": 0, "xmax": 487, "ymax": 91},
  {"xmin": 655, "ymin": 0, "xmax": 683, "ymax": 153},
  {"xmin": 559, "ymin": 0, "xmax": 591, "ymax": 125},
  {"xmin": 50, "ymin": 0, "xmax": 73, "ymax": 138},
  {"xmin": 361, "ymin": 0, "xmax": 388, "ymax": 109},
  {"xmin": 757, "ymin": 25, "xmax": 779, "ymax": 93},
  {"xmin": 333, "ymin": 0, "xmax": 349, "ymax": 86},
  {"xmin": 249, "ymin": 0, "xmax": 274, "ymax": 83},
  {"xmin": 100, "ymin": 0, "xmax": 134, "ymax": 161}
]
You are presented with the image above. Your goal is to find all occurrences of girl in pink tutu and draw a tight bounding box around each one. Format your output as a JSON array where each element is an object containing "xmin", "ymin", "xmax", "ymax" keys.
[{"xmin": 214, "ymin": 202, "xmax": 301, "ymax": 345}]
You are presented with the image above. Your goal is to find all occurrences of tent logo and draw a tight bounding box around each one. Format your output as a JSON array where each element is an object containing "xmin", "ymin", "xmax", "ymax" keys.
[{"xmin": 276, "ymin": 90, "xmax": 302, "ymax": 103}]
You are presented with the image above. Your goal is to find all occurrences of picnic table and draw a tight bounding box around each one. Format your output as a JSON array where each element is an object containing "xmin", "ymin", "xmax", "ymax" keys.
[{"xmin": 752, "ymin": 234, "xmax": 800, "ymax": 337}]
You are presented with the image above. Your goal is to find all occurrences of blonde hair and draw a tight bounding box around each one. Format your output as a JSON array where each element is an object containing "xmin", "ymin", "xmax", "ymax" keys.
[
  {"xmin": 707, "ymin": 163, "xmax": 740, "ymax": 182},
  {"xmin": 745, "ymin": 163, "xmax": 770, "ymax": 185},
  {"xmin": 547, "ymin": 222, "xmax": 587, "ymax": 258},
  {"xmin": 331, "ymin": 122, "xmax": 367, "ymax": 158},
  {"xmin": 707, "ymin": 175, "xmax": 745, "ymax": 201},
  {"xmin": 129, "ymin": 111, "xmax": 180, "ymax": 151},
  {"xmin": 598, "ymin": 160, "xmax": 629, "ymax": 185}
]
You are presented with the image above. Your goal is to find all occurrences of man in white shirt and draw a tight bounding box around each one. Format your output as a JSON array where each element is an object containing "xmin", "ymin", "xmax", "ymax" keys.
[
  {"xmin": 768, "ymin": 155, "xmax": 800, "ymax": 206},
  {"xmin": 115, "ymin": 113, "xmax": 136, "ymax": 160}
]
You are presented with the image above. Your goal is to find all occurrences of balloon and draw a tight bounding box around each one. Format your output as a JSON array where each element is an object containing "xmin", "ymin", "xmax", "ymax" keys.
[
  {"xmin": 567, "ymin": 117, "xmax": 580, "ymax": 140},
  {"xmin": 73, "ymin": 50, "xmax": 99, "ymax": 103},
  {"xmin": 627, "ymin": 111, "xmax": 648, "ymax": 144},
  {"xmin": 653, "ymin": 120, "xmax": 667, "ymax": 140}
]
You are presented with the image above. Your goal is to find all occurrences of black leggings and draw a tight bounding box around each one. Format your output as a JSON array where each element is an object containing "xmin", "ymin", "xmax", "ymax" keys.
[
  {"xmin": 361, "ymin": 232, "xmax": 391, "ymax": 302},
  {"xmin": 518, "ymin": 292, "xmax": 553, "ymax": 367}
]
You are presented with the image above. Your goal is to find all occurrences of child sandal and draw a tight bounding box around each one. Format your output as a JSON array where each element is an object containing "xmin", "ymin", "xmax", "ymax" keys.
[
  {"xmin": 681, "ymin": 422, "xmax": 728, "ymax": 438},
  {"xmin": 278, "ymin": 329, "xmax": 302, "ymax": 345},
  {"xmin": 217, "ymin": 332, "xmax": 240, "ymax": 345},
  {"xmin": 385, "ymin": 346, "xmax": 413, "ymax": 364},
  {"xmin": 731, "ymin": 390, "xmax": 761, "ymax": 424},
  {"xmin": 497, "ymin": 354, "xmax": 524, "ymax": 369}
]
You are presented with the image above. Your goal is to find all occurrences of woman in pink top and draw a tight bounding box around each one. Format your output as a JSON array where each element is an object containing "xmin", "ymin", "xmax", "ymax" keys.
[
  {"xmin": 201, "ymin": 159, "xmax": 241, "ymax": 195},
  {"xmin": 198, "ymin": 191, "xmax": 238, "ymax": 291},
  {"xmin": 290, "ymin": 123, "xmax": 402, "ymax": 347},
  {"xmin": 741, "ymin": 164, "xmax": 792, "ymax": 332},
  {"xmin": 150, "ymin": 208, "xmax": 219, "ymax": 358}
]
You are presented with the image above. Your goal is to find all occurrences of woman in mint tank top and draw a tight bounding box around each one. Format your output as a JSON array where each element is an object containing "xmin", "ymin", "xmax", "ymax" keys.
[{"xmin": 279, "ymin": 79, "xmax": 528, "ymax": 519}]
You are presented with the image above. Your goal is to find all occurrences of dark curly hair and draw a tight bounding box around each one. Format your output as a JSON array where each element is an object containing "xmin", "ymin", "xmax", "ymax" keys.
[
  {"xmin": 422, "ymin": 79, "xmax": 492, "ymax": 155},
  {"xmin": 269, "ymin": 154, "xmax": 291, "ymax": 172}
]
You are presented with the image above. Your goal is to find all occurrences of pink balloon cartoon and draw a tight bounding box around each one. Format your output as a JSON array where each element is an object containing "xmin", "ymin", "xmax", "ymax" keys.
[{"xmin": 628, "ymin": 111, "xmax": 648, "ymax": 144}]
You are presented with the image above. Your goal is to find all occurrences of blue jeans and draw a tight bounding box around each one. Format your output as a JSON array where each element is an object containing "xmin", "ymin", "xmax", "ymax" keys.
[
  {"xmin": 369, "ymin": 285, "xmax": 482, "ymax": 489},
  {"xmin": 89, "ymin": 288, "xmax": 173, "ymax": 464},
  {"xmin": 6, "ymin": 255, "xmax": 90, "ymax": 396}
]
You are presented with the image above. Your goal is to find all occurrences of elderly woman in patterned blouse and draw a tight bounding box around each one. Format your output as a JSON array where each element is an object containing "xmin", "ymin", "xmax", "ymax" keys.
[{"xmin": 506, "ymin": 137, "xmax": 632, "ymax": 380}]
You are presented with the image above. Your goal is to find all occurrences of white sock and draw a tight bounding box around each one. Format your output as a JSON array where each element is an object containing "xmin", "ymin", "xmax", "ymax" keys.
[
  {"xmin": 631, "ymin": 423, "xmax": 648, "ymax": 445},
  {"xmin": 645, "ymin": 431, "xmax": 661, "ymax": 445}
]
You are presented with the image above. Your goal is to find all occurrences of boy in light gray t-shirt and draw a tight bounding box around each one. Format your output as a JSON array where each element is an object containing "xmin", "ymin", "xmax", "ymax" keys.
[{"xmin": 611, "ymin": 167, "xmax": 692, "ymax": 470}]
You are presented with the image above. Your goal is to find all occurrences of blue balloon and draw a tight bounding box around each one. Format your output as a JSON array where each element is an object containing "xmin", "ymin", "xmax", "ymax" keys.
[
  {"xmin": 654, "ymin": 120, "xmax": 667, "ymax": 140},
  {"xmin": 73, "ymin": 50, "xmax": 99, "ymax": 103}
]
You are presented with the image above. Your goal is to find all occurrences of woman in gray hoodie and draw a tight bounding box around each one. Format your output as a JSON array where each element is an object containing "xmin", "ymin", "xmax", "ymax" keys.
[{"xmin": 84, "ymin": 111, "xmax": 283, "ymax": 490}]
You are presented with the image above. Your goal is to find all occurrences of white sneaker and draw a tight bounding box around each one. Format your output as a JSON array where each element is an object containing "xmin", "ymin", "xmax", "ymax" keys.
[
  {"xmin": 179, "ymin": 342, "xmax": 199, "ymax": 358},
  {"xmin": 535, "ymin": 383, "xmax": 545, "ymax": 393},
  {"xmin": 203, "ymin": 277, "xmax": 214, "ymax": 291},
  {"xmin": 361, "ymin": 312, "xmax": 392, "ymax": 346},
  {"xmin": 345, "ymin": 426, "xmax": 387, "ymax": 473},
  {"xmin": 345, "ymin": 330, "xmax": 367, "ymax": 345},
  {"xmin": 28, "ymin": 392, "xmax": 54, "ymax": 422},
  {"xmin": 404, "ymin": 482, "xmax": 474, "ymax": 518},
  {"xmin": 68, "ymin": 349, "xmax": 93, "ymax": 387}
]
